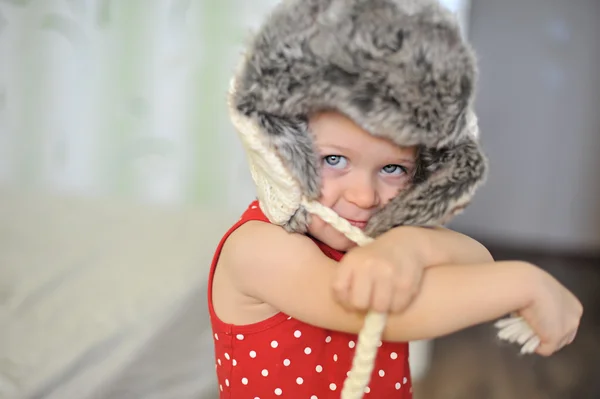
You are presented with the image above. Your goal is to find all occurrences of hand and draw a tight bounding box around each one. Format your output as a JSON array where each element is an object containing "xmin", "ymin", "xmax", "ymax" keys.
[
  {"xmin": 519, "ymin": 266, "xmax": 583, "ymax": 356},
  {"xmin": 332, "ymin": 235, "xmax": 425, "ymax": 314}
]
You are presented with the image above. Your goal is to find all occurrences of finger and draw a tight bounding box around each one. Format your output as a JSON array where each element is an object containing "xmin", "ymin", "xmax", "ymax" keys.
[
  {"xmin": 350, "ymin": 271, "xmax": 373, "ymax": 311},
  {"xmin": 333, "ymin": 264, "xmax": 353, "ymax": 297},
  {"xmin": 556, "ymin": 337, "xmax": 569, "ymax": 351},
  {"xmin": 388, "ymin": 270, "xmax": 415, "ymax": 306},
  {"xmin": 389, "ymin": 281, "xmax": 414, "ymax": 313},
  {"xmin": 332, "ymin": 267, "xmax": 355, "ymax": 311},
  {"xmin": 521, "ymin": 336, "xmax": 541, "ymax": 355},
  {"xmin": 534, "ymin": 340, "xmax": 555, "ymax": 357},
  {"xmin": 558, "ymin": 330, "xmax": 577, "ymax": 350},
  {"xmin": 372, "ymin": 264, "xmax": 396, "ymax": 312},
  {"xmin": 567, "ymin": 329, "xmax": 578, "ymax": 344},
  {"xmin": 370, "ymin": 275, "xmax": 393, "ymax": 313},
  {"xmin": 517, "ymin": 329, "xmax": 536, "ymax": 345},
  {"xmin": 389, "ymin": 291, "xmax": 410, "ymax": 313}
]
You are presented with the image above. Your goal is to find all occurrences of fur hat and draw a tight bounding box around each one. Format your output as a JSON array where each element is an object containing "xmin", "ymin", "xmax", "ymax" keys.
[{"xmin": 228, "ymin": 0, "xmax": 488, "ymax": 238}]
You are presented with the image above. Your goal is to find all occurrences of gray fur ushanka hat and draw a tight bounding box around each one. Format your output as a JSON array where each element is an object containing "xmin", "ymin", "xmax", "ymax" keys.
[{"xmin": 229, "ymin": 0, "xmax": 488, "ymax": 238}]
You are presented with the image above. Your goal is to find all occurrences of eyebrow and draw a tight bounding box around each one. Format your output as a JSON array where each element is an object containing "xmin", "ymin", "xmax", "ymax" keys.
[
  {"xmin": 320, "ymin": 143, "xmax": 352, "ymax": 153},
  {"xmin": 320, "ymin": 143, "xmax": 416, "ymax": 164}
]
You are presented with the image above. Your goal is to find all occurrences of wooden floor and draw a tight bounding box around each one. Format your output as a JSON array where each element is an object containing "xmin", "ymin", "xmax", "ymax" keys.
[{"xmin": 414, "ymin": 245, "xmax": 600, "ymax": 399}]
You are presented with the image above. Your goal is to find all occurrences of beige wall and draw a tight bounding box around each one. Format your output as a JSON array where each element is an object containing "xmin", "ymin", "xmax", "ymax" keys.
[{"xmin": 450, "ymin": 0, "xmax": 600, "ymax": 253}]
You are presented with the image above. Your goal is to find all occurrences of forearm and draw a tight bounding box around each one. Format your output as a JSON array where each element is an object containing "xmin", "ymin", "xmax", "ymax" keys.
[
  {"xmin": 381, "ymin": 260, "xmax": 537, "ymax": 342},
  {"xmin": 377, "ymin": 226, "xmax": 493, "ymax": 268}
]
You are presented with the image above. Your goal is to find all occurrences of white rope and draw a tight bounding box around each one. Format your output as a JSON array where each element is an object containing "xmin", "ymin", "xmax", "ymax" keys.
[
  {"xmin": 227, "ymin": 74, "xmax": 539, "ymax": 399},
  {"xmin": 300, "ymin": 201, "xmax": 387, "ymax": 398}
]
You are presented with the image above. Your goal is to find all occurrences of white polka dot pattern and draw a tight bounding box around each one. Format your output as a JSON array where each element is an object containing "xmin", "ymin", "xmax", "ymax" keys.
[
  {"xmin": 209, "ymin": 201, "xmax": 413, "ymax": 398},
  {"xmin": 211, "ymin": 323, "xmax": 412, "ymax": 398}
]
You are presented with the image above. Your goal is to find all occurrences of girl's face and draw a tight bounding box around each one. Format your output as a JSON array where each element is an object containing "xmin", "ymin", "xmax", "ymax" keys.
[{"xmin": 307, "ymin": 111, "xmax": 417, "ymax": 252}]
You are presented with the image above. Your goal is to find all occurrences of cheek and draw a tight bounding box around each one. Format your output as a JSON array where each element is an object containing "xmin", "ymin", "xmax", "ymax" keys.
[
  {"xmin": 318, "ymin": 176, "xmax": 339, "ymax": 206},
  {"xmin": 379, "ymin": 183, "xmax": 406, "ymax": 206},
  {"xmin": 308, "ymin": 214, "xmax": 324, "ymax": 233}
]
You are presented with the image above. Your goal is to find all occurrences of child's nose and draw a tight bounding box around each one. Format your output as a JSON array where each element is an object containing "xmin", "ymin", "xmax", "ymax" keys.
[{"xmin": 344, "ymin": 177, "xmax": 379, "ymax": 209}]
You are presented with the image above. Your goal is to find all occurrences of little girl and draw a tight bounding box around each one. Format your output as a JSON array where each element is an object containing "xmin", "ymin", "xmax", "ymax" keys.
[{"xmin": 208, "ymin": 0, "xmax": 582, "ymax": 398}]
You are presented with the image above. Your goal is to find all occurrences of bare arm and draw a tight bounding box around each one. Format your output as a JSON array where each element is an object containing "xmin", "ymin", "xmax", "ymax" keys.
[
  {"xmin": 381, "ymin": 261, "xmax": 532, "ymax": 341},
  {"xmin": 224, "ymin": 221, "xmax": 537, "ymax": 342},
  {"xmin": 374, "ymin": 225, "xmax": 494, "ymax": 268}
]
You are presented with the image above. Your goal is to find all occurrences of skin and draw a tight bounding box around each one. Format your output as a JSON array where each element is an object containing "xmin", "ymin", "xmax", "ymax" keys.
[
  {"xmin": 306, "ymin": 110, "xmax": 418, "ymax": 252},
  {"xmin": 212, "ymin": 111, "xmax": 582, "ymax": 356}
]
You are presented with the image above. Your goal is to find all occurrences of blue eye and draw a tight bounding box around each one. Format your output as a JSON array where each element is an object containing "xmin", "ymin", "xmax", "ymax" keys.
[
  {"xmin": 381, "ymin": 164, "xmax": 407, "ymax": 176},
  {"xmin": 323, "ymin": 155, "xmax": 348, "ymax": 169}
]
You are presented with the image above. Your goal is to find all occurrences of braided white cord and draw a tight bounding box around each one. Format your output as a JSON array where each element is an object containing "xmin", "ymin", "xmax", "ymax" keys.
[
  {"xmin": 301, "ymin": 200, "xmax": 385, "ymax": 398},
  {"xmin": 495, "ymin": 316, "xmax": 540, "ymax": 355},
  {"xmin": 301, "ymin": 200, "xmax": 373, "ymax": 247},
  {"xmin": 227, "ymin": 74, "xmax": 539, "ymax": 399}
]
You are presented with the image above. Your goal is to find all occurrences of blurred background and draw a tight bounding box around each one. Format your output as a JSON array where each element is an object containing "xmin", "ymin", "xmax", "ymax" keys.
[{"xmin": 0, "ymin": 0, "xmax": 598, "ymax": 398}]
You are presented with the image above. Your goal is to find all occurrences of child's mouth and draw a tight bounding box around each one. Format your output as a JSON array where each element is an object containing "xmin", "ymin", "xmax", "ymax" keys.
[{"xmin": 346, "ymin": 219, "xmax": 368, "ymax": 230}]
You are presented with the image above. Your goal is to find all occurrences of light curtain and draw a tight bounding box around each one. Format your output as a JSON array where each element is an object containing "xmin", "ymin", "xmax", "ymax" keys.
[{"xmin": 0, "ymin": 0, "xmax": 470, "ymax": 213}]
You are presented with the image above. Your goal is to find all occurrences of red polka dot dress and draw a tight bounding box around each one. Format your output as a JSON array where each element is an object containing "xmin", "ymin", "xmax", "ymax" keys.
[{"xmin": 208, "ymin": 201, "xmax": 413, "ymax": 398}]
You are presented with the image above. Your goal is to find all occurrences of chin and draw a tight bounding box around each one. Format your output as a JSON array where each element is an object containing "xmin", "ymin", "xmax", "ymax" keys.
[
  {"xmin": 308, "ymin": 217, "xmax": 359, "ymax": 253},
  {"xmin": 315, "ymin": 227, "xmax": 357, "ymax": 252}
]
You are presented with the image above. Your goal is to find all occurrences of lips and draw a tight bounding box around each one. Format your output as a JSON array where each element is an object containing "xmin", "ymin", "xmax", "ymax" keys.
[{"xmin": 346, "ymin": 219, "xmax": 368, "ymax": 230}]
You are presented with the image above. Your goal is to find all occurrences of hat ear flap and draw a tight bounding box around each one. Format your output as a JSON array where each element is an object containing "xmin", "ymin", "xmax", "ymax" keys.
[
  {"xmin": 365, "ymin": 136, "xmax": 488, "ymax": 236},
  {"xmin": 253, "ymin": 112, "xmax": 322, "ymax": 201}
]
